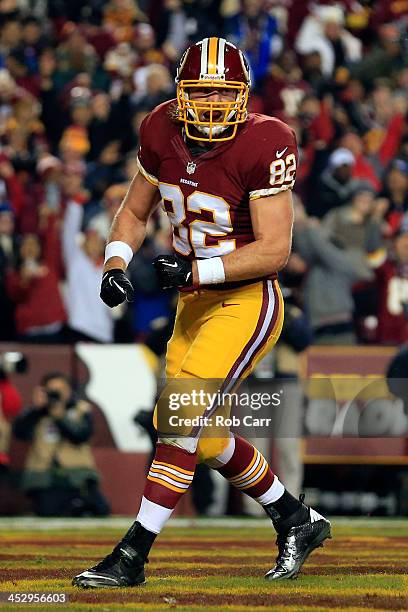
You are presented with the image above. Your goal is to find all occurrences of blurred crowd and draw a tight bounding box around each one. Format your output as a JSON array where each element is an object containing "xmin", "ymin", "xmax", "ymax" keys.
[{"xmin": 0, "ymin": 0, "xmax": 407, "ymax": 349}]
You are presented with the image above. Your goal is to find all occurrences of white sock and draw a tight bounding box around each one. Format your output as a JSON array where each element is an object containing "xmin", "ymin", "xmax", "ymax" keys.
[
  {"xmin": 136, "ymin": 496, "xmax": 174, "ymax": 534},
  {"xmin": 254, "ymin": 476, "xmax": 285, "ymax": 506}
]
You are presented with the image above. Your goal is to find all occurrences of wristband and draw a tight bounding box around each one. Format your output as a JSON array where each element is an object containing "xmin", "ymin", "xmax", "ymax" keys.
[
  {"xmin": 197, "ymin": 257, "xmax": 225, "ymax": 285},
  {"xmin": 104, "ymin": 241, "xmax": 133, "ymax": 267}
]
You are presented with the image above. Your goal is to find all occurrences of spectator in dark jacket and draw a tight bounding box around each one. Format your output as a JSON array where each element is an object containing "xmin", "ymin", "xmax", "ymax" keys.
[
  {"xmin": 311, "ymin": 147, "xmax": 359, "ymax": 218},
  {"xmin": 0, "ymin": 202, "xmax": 18, "ymax": 340},
  {"xmin": 380, "ymin": 159, "xmax": 408, "ymax": 234}
]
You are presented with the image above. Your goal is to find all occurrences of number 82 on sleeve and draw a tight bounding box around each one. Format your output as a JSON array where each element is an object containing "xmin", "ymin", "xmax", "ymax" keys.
[{"xmin": 270, "ymin": 153, "xmax": 296, "ymax": 187}]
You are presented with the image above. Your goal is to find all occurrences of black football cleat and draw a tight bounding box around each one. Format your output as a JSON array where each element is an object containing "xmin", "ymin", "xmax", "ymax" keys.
[
  {"xmin": 72, "ymin": 542, "xmax": 145, "ymax": 588},
  {"xmin": 265, "ymin": 508, "xmax": 331, "ymax": 581},
  {"xmin": 72, "ymin": 521, "xmax": 155, "ymax": 588}
]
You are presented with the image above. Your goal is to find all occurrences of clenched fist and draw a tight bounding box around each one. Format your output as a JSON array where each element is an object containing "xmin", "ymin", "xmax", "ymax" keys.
[
  {"xmin": 153, "ymin": 254, "xmax": 193, "ymax": 289},
  {"xmin": 100, "ymin": 269, "xmax": 134, "ymax": 307}
]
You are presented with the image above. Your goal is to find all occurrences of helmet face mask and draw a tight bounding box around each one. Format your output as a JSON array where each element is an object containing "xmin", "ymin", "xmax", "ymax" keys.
[{"xmin": 175, "ymin": 38, "xmax": 251, "ymax": 143}]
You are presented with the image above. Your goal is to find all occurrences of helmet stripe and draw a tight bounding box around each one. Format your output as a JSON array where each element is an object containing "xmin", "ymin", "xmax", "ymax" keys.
[
  {"xmin": 239, "ymin": 50, "xmax": 251, "ymax": 85},
  {"xmin": 207, "ymin": 37, "xmax": 218, "ymax": 75},
  {"xmin": 200, "ymin": 37, "xmax": 209, "ymax": 77},
  {"xmin": 217, "ymin": 38, "xmax": 226, "ymax": 76}
]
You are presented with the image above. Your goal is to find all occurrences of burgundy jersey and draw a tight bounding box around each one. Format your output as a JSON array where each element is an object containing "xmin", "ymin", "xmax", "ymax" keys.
[
  {"xmin": 376, "ymin": 259, "xmax": 408, "ymax": 344},
  {"xmin": 137, "ymin": 100, "xmax": 297, "ymax": 267}
]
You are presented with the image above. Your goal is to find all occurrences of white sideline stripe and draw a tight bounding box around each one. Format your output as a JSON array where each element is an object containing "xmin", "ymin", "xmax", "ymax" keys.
[{"xmin": 0, "ymin": 517, "xmax": 407, "ymax": 530}]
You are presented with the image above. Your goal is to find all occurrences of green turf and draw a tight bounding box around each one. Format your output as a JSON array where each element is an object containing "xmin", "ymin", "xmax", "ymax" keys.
[{"xmin": 1, "ymin": 520, "xmax": 407, "ymax": 611}]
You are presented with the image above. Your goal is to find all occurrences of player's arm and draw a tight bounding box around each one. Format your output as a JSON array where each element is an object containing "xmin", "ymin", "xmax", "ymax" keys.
[
  {"xmin": 104, "ymin": 172, "xmax": 160, "ymax": 272},
  {"xmin": 153, "ymin": 190, "xmax": 293, "ymax": 289},
  {"xmin": 100, "ymin": 172, "xmax": 161, "ymax": 307},
  {"xmin": 216, "ymin": 190, "xmax": 293, "ymax": 282}
]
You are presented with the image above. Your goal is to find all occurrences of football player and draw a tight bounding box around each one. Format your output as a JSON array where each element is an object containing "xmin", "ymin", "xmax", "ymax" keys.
[{"xmin": 73, "ymin": 37, "xmax": 331, "ymax": 589}]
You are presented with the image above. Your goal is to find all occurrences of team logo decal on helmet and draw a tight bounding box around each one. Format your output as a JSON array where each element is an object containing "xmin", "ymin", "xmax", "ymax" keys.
[{"xmin": 176, "ymin": 37, "xmax": 251, "ymax": 143}]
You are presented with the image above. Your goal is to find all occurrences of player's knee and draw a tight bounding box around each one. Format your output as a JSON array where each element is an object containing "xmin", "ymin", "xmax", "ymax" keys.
[
  {"xmin": 158, "ymin": 436, "xmax": 198, "ymax": 454},
  {"xmin": 199, "ymin": 436, "xmax": 234, "ymax": 465}
]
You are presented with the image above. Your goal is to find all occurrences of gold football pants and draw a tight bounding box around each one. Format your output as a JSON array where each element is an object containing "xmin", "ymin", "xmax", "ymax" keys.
[{"xmin": 155, "ymin": 279, "xmax": 284, "ymax": 461}]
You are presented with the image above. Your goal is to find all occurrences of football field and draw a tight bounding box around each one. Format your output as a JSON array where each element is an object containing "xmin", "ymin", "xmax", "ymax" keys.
[{"xmin": 1, "ymin": 518, "xmax": 407, "ymax": 611}]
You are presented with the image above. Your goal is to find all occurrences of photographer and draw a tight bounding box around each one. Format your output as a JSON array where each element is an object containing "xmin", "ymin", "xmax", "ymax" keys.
[{"xmin": 12, "ymin": 372, "xmax": 110, "ymax": 517}]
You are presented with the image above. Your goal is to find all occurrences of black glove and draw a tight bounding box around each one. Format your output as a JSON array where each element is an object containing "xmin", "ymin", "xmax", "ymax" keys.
[
  {"xmin": 153, "ymin": 254, "xmax": 193, "ymax": 289},
  {"xmin": 100, "ymin": 268, "xmax": 134, "ymax": 307}
]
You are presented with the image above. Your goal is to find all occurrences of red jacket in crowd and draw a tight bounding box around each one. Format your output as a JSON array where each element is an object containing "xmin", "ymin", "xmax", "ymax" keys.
[
  {"xmin": 6, "ymin": 215, "xmax": 66, "ymax": 335},
  {"xmin": 376, "ymin": 259, "xmax": 408, "ymax": 344},
  {"xmin": 0, "ymin": 379, "xmax": 22, "ymax": 466}
]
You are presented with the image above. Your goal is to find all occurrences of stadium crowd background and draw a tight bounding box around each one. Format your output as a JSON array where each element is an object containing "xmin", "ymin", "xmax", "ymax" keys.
[
  {"xmin": 0, "ymin": 0, "xmax": 406, "ymax": 349},
  {"xmin": 0, "ymin": 0, "xmax": 407, "ymax": 517}
]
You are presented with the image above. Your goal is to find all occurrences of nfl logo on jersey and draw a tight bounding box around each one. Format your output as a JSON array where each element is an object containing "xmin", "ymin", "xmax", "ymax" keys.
[{"xmin": 186, "ymin": 161, "xmax": 196, "ymax": 175}]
